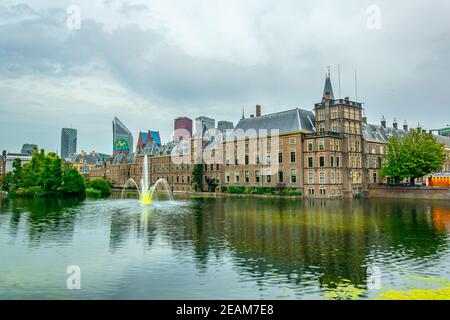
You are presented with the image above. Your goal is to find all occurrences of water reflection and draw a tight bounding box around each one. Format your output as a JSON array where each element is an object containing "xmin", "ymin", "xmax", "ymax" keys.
[{"xmin": 1, "ymin": 195, "xmax": 449, "ymax": 299}]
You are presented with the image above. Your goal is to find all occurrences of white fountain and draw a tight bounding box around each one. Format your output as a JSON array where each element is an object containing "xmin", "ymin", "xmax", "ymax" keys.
[{"xmin": 121, "ymin": 154, "xmax": 173, "ymax": 205}]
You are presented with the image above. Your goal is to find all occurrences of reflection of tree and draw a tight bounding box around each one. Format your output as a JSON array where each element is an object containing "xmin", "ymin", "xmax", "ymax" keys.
[{"xmin": 1, "ymin": 197, "xmax": 81, "ymax": 244}]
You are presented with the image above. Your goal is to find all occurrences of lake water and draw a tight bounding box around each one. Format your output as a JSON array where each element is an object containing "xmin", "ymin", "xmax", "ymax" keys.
[{"xmin": 1, "ymin": 194, "xmax": 450, "ymax": 300}]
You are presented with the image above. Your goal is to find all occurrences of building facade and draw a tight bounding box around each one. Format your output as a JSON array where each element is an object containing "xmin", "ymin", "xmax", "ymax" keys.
[
  {"xmin": 61, "ymin": 128, "xmax": 77, "ymax": 159},
  {"xmin": 89, "ymin": 74, "xmax": 450, "ymax": 198}
]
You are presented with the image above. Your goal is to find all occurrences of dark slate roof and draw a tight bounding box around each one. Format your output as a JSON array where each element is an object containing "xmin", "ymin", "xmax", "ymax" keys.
[
  {"xmin": 234, "ymin": 108, "xmax": 315, "ymax": 135},
  {"xmin": 323, "ymin": 76, "xmax": 334, "ymax": 99},
  {"xmin": 363, "ymin": 124, "xmax": 405, "ymax": 143}
]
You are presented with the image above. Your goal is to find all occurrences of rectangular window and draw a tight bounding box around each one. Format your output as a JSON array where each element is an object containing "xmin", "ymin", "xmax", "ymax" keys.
[
  {"xmin": 308, "ymin": 172, "xmax": 314, "ymax": 184},
  {"xmin": 330, "ymin": 156, "xmax": 334, "ymax": 167},
  {"xmin": 278, "ymin": 171, "xmax": 284, "ymax": 183},
  {"xmin": 226, "ymin": 172, "xmax": 230, "ymax": 183},
  {"xmin": 255, "ymin": 170, "xmax": 260, "ymax": 183},
  {"xmin": 266, "ymin": 175, "xmax": 271, "ymax": 183},
  {"xmin": 320, "ymin": 172, "xmax": 326, "ymax": 184},
  {"xmin": 308, "ymin": 157, "xmax": 313, "ymax": 168},
  {"xmin": 245, "ymin": 170, "xmax": 249, "ymax": 183},
  {"xmin": 291, "ymin": 169, "xmax": 297, "ymax": 183},
  {"xmin": 308, "ymin": 142, "xmax": 313, "ymax": 152},
  {"xmin": 318, "ymin": 139, "xmax": 325, "ymax": 151},
  {"xmin": 336, "ymin": 157, "xmax": 340, "ymax": 168},
  {"xmin": 234, "ymin": 171, "xmax": 240, "ymax": 183},
  {"xmin": 245, "ymin": 155, "xmax": 249, "ymax": 165},
  {"xmin": 255, "ymin": 154, "xmax": 260, "ymax": 165},
  {"xmin": 319, "ymin": 156, "xmax": 325, "ymax": 167},
  {"xmin": 290, "ymin": 151, "xmax": 296, "ymax": 163},
  {"xmin": 278, "ymin": 152, "xmax": 283, "ymax": 164}
]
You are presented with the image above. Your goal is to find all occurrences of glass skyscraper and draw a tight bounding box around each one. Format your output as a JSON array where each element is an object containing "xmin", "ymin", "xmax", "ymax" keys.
[
  {"xmin": 60, "ymin": 128, "xmax": 77, "ymax": 159},
  {"xmin": 113, "ymin": 117, "xmax": 133, "ymax": 156}
]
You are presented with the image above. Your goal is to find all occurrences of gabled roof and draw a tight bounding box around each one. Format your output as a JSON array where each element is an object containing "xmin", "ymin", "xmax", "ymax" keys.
[{"xmin": 234, "ymin": 108, "xmax": 316, "ymax": 136}]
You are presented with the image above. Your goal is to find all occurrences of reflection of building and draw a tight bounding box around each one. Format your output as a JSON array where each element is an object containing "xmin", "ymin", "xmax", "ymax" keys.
[
  {"xmin": 21, "ymin": 144, "xmax": 38, "ymax": 156},
  {"xmin": 61, "ymin": 128, "xmax": 77, "ymax": 159},
  {"xmin": 194, "ymin": 116, "xmax": 215, "ymax": 137},
  {"xmin": 113, "ymin": 117, "xmax": 133, "ymax": 156},
  {"xmin": 217, "ymin": 120, "xmax": 234, "ymax": 133},
  {"xmin": 136, "ymin": 130, "xmax": 161, "ymax": 153},
  {"xmin": 174, "ymin": 117, "xmax": 193, "ymax": 141}
]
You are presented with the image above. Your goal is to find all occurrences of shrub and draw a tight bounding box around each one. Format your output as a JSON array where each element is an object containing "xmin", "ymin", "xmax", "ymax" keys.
[
  {"xmin": 87, "ymin": 178, "xmax": 111, "ymax": 196},
  {"xmin": 86, "ymin": 188, "xmax": 102, "ymax": 198}
]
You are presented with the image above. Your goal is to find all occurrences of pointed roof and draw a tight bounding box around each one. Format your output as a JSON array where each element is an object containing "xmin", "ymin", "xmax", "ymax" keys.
[{"xmin": 323, "ymin": 73, "xmax": 334, "ymax": 99}]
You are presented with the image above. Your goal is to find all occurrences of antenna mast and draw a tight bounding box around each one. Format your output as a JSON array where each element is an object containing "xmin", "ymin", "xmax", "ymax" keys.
[{"xmin": 338, "ymin": 64, "xmax": 342, "ymax": 99}]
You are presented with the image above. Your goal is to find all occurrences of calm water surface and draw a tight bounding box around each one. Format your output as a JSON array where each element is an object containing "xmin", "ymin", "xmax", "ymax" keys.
[{"xmin": 1, "ymin": 194, "xmax": 450, "ymax": 299}]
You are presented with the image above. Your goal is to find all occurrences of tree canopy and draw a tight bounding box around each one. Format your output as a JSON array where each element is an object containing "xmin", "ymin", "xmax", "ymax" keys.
[
  {"xmin": 2, "ymin": 150, "xmax": 86, "ymax": 197},
  {"xmin": 381, "ymin": 129, "xmax": 446, "ymax": 184}
]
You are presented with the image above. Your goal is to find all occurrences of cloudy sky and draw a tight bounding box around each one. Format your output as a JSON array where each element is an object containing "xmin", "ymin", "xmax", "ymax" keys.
[{"xmin": 0, "ymin": 0, "xmax": 449, "ymax": 155}]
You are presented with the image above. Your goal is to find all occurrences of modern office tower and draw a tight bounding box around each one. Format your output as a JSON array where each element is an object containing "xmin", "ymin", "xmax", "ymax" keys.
[
  {"xmin": 60, "ymin": 128, "xmax": 77, "ymax": 159},
  {"xmin": 174, "ymin": 117, "xmax": 193, "ymax": 141},
  {"xmin": 112, "ymin": 117, "xmax": 133, "ymax": 156},
  {"xmin": 217, "ymin": 121, "xmax": 234, "ymax": 133},
  {"xmin": 194, "ymin": 116, "xmax": 215, "ymax": 137},
  {"xmin": 21, "ymin": 144, "xmax": 38, "ymax": 155}
]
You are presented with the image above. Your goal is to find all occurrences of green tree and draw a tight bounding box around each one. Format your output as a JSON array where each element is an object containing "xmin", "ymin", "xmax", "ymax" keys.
[
  {"xmin": 192, "ymin": 164, "xmax": 203, "ymax": 192},
  {"xmin": 12, "ymin": 158, "xmax": 23, "ymax": 187},
  {"xmin": 1, "ymin": 172, "xmax": 13, "ymax": 192},
  {"xmin": 381, "ymin": 130, "xmax": 446, "ymax": 184},
  {"xmin": 39, "ymin": 152, "xmax": 63, "ymax": 191},
  {"xmin": 60, "ymin": 168, "xmax": 86, "ymax": 196}
]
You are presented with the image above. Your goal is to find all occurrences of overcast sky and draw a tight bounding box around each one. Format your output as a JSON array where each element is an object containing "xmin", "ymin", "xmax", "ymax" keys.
[{"xmin": 1, "ymin": 0, "xmax": 449, "ymax": 155}]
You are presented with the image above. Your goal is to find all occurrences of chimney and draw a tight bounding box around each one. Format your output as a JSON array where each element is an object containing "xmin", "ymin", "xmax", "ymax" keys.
[
  {"xmin": 362, "ymin": 111, "xmax": 367, "ymax": 124},
  {"xmin": 403, "ymin": 121, "xmax": 408, "ymax": 132},
  {"xmin": 256, "ymin": 104, "xmax": 261, "ymax": 117},
  {"xmin": 393, "ymin": 117, "xmax": 398, "ymax": 130},
  {"xmin": 381, "ymin": 116, "xmax": 386, "ymax": 128}
]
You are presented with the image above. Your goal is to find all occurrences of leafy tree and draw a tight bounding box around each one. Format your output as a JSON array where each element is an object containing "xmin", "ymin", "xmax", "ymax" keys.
[
  {"xmin": 12, "ymin": 158, "xmax": 23, "ymax": 187},
  {"xmin": 192, "ymin": 164, "xmax": 203, "ymax": 192},
  {"xmin": 60, "ymin": 168, "xmax": 86, "ymax": 196},
  {"xmin": 381, "ymin": 129, "xmax": 446, "ymax": 184},
  {"xmin": 1, "ymin": 172, "xmax": 13, "ymax": 192}
]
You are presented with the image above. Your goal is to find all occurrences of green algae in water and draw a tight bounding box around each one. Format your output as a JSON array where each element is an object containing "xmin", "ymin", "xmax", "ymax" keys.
[{"xmin": 377, "ymin": 277, "xmax": 450, "ymax": 300}]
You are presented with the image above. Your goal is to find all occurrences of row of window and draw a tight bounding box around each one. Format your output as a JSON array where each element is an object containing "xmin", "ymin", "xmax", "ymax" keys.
[
  {"xmin": 153, "ymin": 163, "xmax": 191, "ymax": 173},
  {"xmin": 306, "ymin": 171, "xmax": 341, "ymax": 185},
  {"xmin": 307, "ymin": 155, "xmax": 340, "ymax": 168},
  {"xmin": 225, "ymin": 169, "xmax": 298, "ymax": 184}
]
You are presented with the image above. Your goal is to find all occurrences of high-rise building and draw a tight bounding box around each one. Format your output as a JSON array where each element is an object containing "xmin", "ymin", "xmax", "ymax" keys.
[
  {"xmin": 21, "ymin": 144, "xmax": 38, "ymax": 156},
  {"xmin": 112, "ymin": 117, "xmax": 133, "ymax": 156},
  {"xmin": 174, "ymin": 117, "xmax": 193, "ymax": 141},
  {"xmin": 194, "ymin": 116, "xmax": 215, "ymax": 137},
  {"xmin": 217, "ymin": 121, "xmax": 234, "ymax": 133},
  {"xmin": 60, "ymin": 128, "xmax": 77, "ymax": 159}
]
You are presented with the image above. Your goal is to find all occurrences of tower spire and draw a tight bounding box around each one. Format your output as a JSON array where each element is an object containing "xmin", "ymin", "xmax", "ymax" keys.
[{"xmin": 323, "ymin": 68, "xmax": 335, "ymax": 100}]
